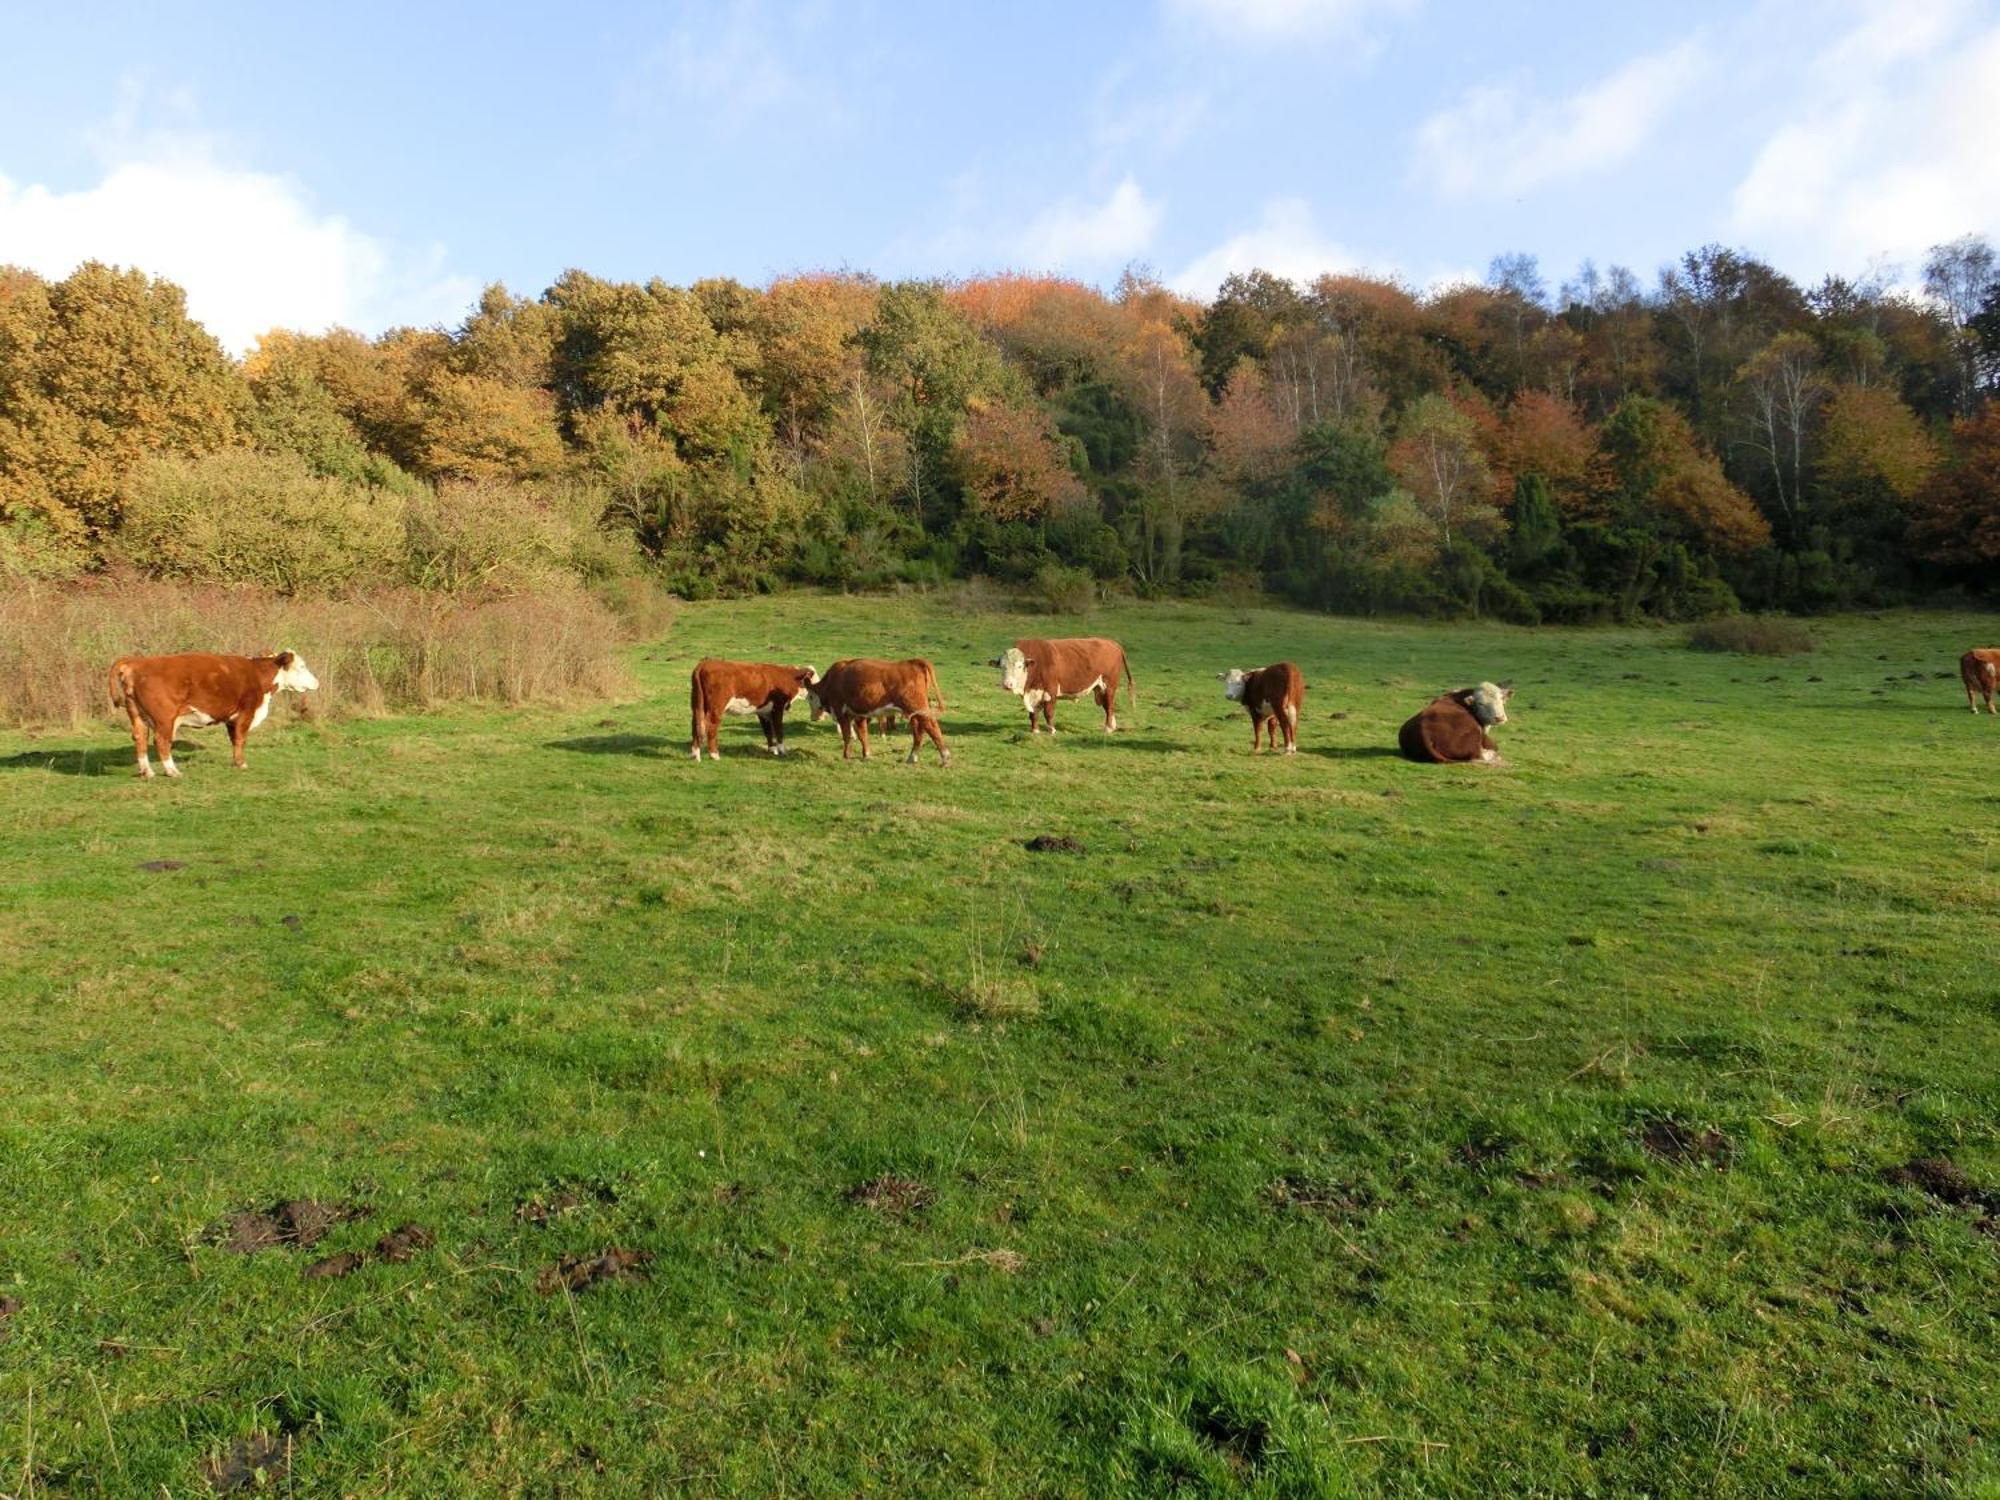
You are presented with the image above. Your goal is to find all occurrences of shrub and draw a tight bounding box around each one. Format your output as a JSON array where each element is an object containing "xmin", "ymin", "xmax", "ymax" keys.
[
  {"xmin": 0, "ymin": 574, "xmax": 654, "ymax": 730},
  {"xmin": 1033, "ymin": 562, "xmax": 1096, "ymax": 614},
  {"xmin": 1686, "ymin": 615, "xmax": 1816, "ymax": 655},
  {"xmin": 403, "ymin": 479, "xmax": 617, "ymax": 594},
  {"xmin": 120, "ymin": 451, "xmax": 407, "ymax": 594}
]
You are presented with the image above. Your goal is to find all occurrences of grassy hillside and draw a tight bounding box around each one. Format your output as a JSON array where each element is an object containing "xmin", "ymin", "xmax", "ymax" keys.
[{"xmin": 2, "ymin": 595, "xmax": 1996, "ymax": 1496}]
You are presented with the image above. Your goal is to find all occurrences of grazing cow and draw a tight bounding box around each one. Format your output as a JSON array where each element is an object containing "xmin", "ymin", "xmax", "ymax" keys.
[
  {"xmin": 806, "ymin": 658, "xmax": 949, "ymax": 764},
  {"xmin": 1961, "ymin": 649, "xmax": 2000, "ymax": 714},
  {"xmin": 1398, "ymin": 682, "xmax": 1512, "ymax": 764},
  {"xmin": 108, "ymin": 650, "xmax": 320, "ymax": 779},
  {"xmin": 1221, "ymin": 662, "xmax": 1305, "ymax": 754},
  {"xmin": 689, "ymin": 659, "xmax": 818, "ymax": 761},
  {"xmin": 993, "ymin": 637, "xmax": 1135, "ymax": 734}
]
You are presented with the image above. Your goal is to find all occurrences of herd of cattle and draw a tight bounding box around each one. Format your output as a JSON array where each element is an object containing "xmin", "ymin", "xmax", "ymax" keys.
[
  {"xmin": 104, "ymin": 635, "xmax": 1512, "ymax": 777},
  {"xmin": 103, "ymin": 636, "xmax": 2000, "ymax": 779}
]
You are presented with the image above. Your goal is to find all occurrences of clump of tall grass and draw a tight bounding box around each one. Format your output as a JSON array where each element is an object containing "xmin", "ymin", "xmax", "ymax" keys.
[
  {"xmin": 0, "ymin": 573, "xmax": 674, "ymax": 730},
  {"xmin": 1686, "ymin": 615, "xmax": 1816, "ymax": 656}
]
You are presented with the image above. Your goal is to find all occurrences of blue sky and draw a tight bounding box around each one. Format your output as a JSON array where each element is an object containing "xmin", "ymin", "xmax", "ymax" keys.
[{"xmin": 2, "ymin": 0, "xmax": 1994, "ymax": 349}]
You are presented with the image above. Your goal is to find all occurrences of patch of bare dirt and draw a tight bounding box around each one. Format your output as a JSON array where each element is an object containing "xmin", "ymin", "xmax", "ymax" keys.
[
  {"xmin": 1267, "ymin": 1176, "xmax": 1374, "ymax": 1223},
  {"xmin": 846, "ymin": 1174, "xmax": 934, "ymax": 1218},
  {"xmin": 515, "ymin": 1182, "xmax": 618, "ymax": 1224},
  {"xmin": 204, "ymin": 1431, "xmax": 293, "ymax": 1493},
  {"xmin": 1023, "ymin": 835, "xmax": 1084, "ymax": 854},
  {"xmin": 375, "ymin": 1224, "xmax": 435, "ymax": 1262},
  {"xmin": 0, "ymin": 1295, "xmax": 18, "ymax": 1343},
  {"xmin": 1883, "ymin": 1157, "xmax": 1999, "ymax": 1230},
  {"xmin": 1641, "ymin": 1118, "xmax": 1731, "ymax": 1167},
  {"xmin": 302, "ymin": 1250, "xmax": 365, "ymax": 1280},
  {"xmin": 208, "ymin": 1199, "xmax": 368, "ymax": 1253},
  {"xmin": 534, "ymin": 1247, "xmax": 653, "ymax": 1295},
  {"xmin": 137, "ymin": 859, "xmax": 186, "ymax": 872}
]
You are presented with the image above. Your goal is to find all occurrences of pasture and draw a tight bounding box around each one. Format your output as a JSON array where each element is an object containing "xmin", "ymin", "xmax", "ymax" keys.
[{"xmin": 1, "ymin": 594, "xmax": 1996, "ymax": 1497}]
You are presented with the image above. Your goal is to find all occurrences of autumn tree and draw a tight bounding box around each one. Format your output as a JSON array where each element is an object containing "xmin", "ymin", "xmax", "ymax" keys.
[
  {"xmin": 1389, "ymin": 393, "xmax": 1498, "ymax": 551},
  {"xmin": 1911, "ymin": 402, "xmax": 2000, "ymax": 568},
  {"xmin": 953, "ymin": 399, "xmax": 1085, "ymax": 521}
]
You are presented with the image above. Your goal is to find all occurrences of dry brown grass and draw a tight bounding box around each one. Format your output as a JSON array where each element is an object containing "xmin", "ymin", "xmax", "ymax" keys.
[{"xmin": 0, "ymin": 573, "xmax": 674, "ymax": 729}]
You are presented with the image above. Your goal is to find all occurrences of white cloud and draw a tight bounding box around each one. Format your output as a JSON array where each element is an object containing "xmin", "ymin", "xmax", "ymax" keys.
[
  {"xmin": 1170, "ymin": 198, "xmax": 1364, "ymax": 296},
  {"xmin": 1414, "ymin": 38, "xmax": 1705, "ymax": 200},
  {"xmin": 0, "ymin": 141, "xmax": 475, "ymax": 353},
  {"xmin": 621, "ymin": 0, "xmax": 849, "ymax": 137},
  {"xmin": 1017, "ymin": 176, "xmax": 1163, "ymax": 269},
  {"xmin": 1165, "ymin": 0, "xmax": 1417, "ymax": 44},
  {"xmin": 1731, "ymin": 5, "xmax": 2000, "ymax": 274}
]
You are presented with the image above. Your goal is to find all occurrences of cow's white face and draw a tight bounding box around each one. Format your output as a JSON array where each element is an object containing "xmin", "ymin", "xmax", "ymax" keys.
[
  {"xmin": 997, "ymin": 647, "xmax": 1029, "ymax": 695},
  {"xmin": 1220, "ymin": 669, "xmax": 1248, "ymax": 702},
  {"xmin": 275, "ymin": 651, "xmax": 319, "ymax": 693},
  {"xmin": 1468, "ymin": 681, "xmax": 1509, "ymax": 725}
]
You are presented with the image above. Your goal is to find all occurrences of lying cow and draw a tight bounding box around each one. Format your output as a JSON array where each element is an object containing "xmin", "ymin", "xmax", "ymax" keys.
[
  {"xmin": 109, "ymin": 650, "xmax": 320, "ymax": 778},
  {"xmin": 806, "ymin": 658, "xmax": 949, "ymax": 764},
  {"xmin": 1961, "ymin": 649, "xmax": 2000, "ymax": 714},
  {"xmin": 1221, "ymin": 662, "xmax": 1305, "ymax": 753},
  {"xmin": 994, "ymin": 637, "xmax": 1135, "ymax": 734},
  {"xmin": 1399, "ymin": 681, "xmax": 1512, "ymax": 764},
  {"xmin": 689, "ymin": 658, "xmax": 818, "ymax": 760}
]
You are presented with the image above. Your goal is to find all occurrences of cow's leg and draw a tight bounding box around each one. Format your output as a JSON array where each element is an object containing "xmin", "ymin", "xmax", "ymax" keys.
[
  {"xmin": 1284, "ymin": 705, "xmax": 1299, "ymax": 754},
  {"xmin": 228, "ymin": 715, "xmax": 251, "ymax": 769},
  {"xmin": 855, "ymin": 715, "xmax": 872, "ymax": 760},
  {"xmin": 1042, "ymin": 699, "xmax": 1057, "ymax": 736},
  {"xmin": 927, "ymin": 714, "xmax": 950, "ymax": 766},
  {"xmin": 129, "ymin": 709, "xmax": 153, "ymax": 778},
  {"xmin": 758, "ymin": 708, "xmax": 778, "ymax": 755},
  {"xmin": 838, "ymin": 715, "xmax": 854, "ymax": 759},
  {"xmin": 771, "ymin": 704, "xmax": 787, "ymax": 756},
  {"xmin": 157, "ymin": 719, "xmax": 180, "ymax": 778},
  {"xmin": 905, "ymin": 713, "xmax": 924, "ymax": 764}
]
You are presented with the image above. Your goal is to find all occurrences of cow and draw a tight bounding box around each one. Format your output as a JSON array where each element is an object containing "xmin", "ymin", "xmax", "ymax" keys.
[
  {"xmin": 1398, "ymin": 682, "xmax": 1512, "ymax": 764},
  {"xmin": 108, "ymin": 650, "xmax": 320, "ymax": 779},
  {"xmin": 1220, "ymin": 662, "xmax": 1305, "ymax": 754},
  {"xmin": 1961, "ymin": 649, "xmax": 2000, "ymax": 714},
  {"xmin": 689, "ymin": 659, "xmax": 818, "ymax": 761},
  {"xmin": 805, "ymin": 658, "xmax": 949, "ymax": 764},
  {"xmin": 993, "ymin": 637, "xmax": 1135, "ymax": 734}
]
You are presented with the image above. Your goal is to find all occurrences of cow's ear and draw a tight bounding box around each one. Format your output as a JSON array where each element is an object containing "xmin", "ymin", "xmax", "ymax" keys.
[
  {"xmin": 1501, "ymin": 684, "xmax": 1514, "ymax": 699},
  {"xmin": 275, "ymin": 650, "xmax": 294, "ymax": 668}
]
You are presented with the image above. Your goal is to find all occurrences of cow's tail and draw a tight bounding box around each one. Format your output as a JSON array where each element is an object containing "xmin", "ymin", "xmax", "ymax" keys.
[
  {"xmin": 1120, "ymin": 650, "xmax": 1137, "ymax": 708},
  {"xmin": 108, "ymin": 658, "xmax": 133, "ymax": 710},
  {"xmin": 925, "ymin": 661, "xmax": 946, "ymax": 714}
]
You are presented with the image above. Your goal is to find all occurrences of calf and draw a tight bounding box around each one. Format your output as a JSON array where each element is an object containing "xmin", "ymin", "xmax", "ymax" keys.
[
  {"xmin": 1961, "ymin": 649, "xmax": 2000, "ymax": 713},
  {"xmin": 108, "ymin": 650, "xmax": 320, "ymax": 778},
  {"xmin": 1221, "ymin": 662, "xmax": 1305, "ymax": 753},
  {"xmin": 805, "ymin": 658, "xmax": 949, "ymax": 764},
  {"xmin": 1398, "ymin": 682, "xmax": 1512, "ymax": 764},
  {"xmin": 689, "ymin": 659, "xmax": 818, "ymax": 761},
  {"xmin": 994, "ymin": 637, "xmax": 1135, "ymax": 733}
]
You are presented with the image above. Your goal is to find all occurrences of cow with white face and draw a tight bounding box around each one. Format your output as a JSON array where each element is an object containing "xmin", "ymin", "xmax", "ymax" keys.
[
  {"xmin": 994, "ymin": 637, "xmax": 1134, "ymax": 735},
  {"xmin": 109, "ymin": 650, "xmax": 320, "ymax": 778},
  {"xmin": 1398, "ymin": 681, "xmax": 1513, "ymax": 764},
  {"xmin": 1221, "ymin": 661, "xmax": 1304, "ymax": 754}
]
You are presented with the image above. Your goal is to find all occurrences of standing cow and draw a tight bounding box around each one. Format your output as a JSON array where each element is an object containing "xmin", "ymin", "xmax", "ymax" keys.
[
  {"xmin": 1399, "ymin": 682, "xmax": 1512, "ymax": 764},
  {"xmin": 689, "ymin": 659, "xmax": 818, "ymax": 761},
  {"xmin": 1221, "ymin": 662, "xmax": 1305, "ymax": 754},
  {"xmin": 1961, "ymin": 649, "xmax": 2000, "ymax": 714},
  {"xmin": 806, "ymin": 658, "xmax": 950, "ymax": 764},
  {"xmin": 109, "ymin": 650, "xmax": 320, "ymax": 778},
  {"xmin": 993, "ymin": 637, "xmax": 1135, "ymax": 734}
]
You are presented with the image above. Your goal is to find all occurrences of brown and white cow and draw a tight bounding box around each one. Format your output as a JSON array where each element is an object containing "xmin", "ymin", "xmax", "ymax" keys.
[
  {"xmin": 1961, "ymin": 649, "xmax": 2000, "ymax": 713},
  {"xmin": 109, "ymin": 650, "xmax": 320, "ymax": 778},
  {"xmin": 805, "ymin": 658, "xmax": 949, "ymax": 764},
  {"xmin": 1221, "ymin": 662, "xmax": 1305, "ymax": 754},
  {"xmin": 994, "ymin": 637, "xmax": 1135, "ymax": 734},
  {"xmin": 1398, "ymin": 682, "xmax": 1512, "ymax": 764},
  {"xmin": 689, "ymin": 659, "xmax": 818, "ymax": 761}
]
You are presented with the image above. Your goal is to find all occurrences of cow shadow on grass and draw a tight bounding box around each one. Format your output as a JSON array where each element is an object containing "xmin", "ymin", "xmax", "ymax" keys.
[
  {"xmin": 0, "ymin": 744, "xmax": 188, "ymax": 776},
  {"xmin": 545, "ymin": 733, "xmax": 679, "ymax": 758},
  {"xmin": 1304, "ymin": 745, "xmax": 1403, "ymax": 761}
]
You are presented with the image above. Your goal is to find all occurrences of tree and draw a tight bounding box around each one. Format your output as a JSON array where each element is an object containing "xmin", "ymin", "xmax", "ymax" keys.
[
  {"xmin": 0, "ymin": 262, "xmax": 248, "ymax": 548},
  {"xmin": 953, "ymin": 399, "xmax": 1085, "ymax": 522},
  {"xmin": 1389, "ymin": 394, "xmax": 1497, "ymax": 551},
  {"xmin": 1925, "ymin": 236, "xmax": 2000, "ymax": 411},
  {"xmin": 858, "ymin": 281, "xmax": 1007, "ymax": 522},
  {"xmin": 1735, "ymin": 331, "xmax": 1826, "ymax": 530},
  {"xmin": 1910, "ymin": 402, "xmax": 2000, "ymax": 567},
  {"xmin": 1599, "ymin": 396, "xmax": 1769, "ymax": 553}
]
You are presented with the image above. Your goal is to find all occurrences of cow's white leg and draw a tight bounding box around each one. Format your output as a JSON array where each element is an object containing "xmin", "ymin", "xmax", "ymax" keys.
[
  {"xmin": 136, "ymin": 757, "xmax": 154, "ymax": 779},
  {"xmin": 691, "ymin": 744, "xmax": 703, "ymax": 761},
  {"xmin": 162, "ymin": 756, "xmax": 181, "ymax": 777}
]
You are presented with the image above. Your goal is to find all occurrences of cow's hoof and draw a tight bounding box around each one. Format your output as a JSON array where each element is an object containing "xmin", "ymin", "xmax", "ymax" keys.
[
  {"xmin": 135, "ymin": 767, "xmax": 153, "ymax": 779},
  {"xmin": 163, "ymin": 766, "xmax": 181, "ymax": 778},
  {"xmin": 939, "ymin": 752, "xmax": 952, "ymax": 766}
]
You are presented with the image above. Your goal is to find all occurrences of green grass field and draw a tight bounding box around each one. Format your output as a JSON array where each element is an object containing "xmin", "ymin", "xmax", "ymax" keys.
[{"xmin": 2, "ymin": 594, "xmax": 1997, "ymax": 1497}]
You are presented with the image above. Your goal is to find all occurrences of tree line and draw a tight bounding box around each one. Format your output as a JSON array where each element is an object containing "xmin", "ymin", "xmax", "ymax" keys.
[{"xmin": 3, "ymin": 238, "xmax": 1998, "ymax": 619}]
